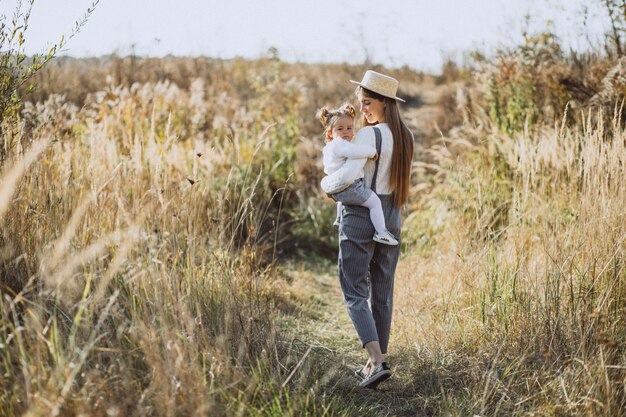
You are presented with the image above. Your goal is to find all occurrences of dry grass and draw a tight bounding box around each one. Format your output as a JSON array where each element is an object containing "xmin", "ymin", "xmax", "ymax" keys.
[
  {"xmin": 395, "ymin": 109, "xmax": 625, "ymax": 416},
  {"xmin": 0, "ymin": 53, "xmax": 624, "ymax": 417},
  {"xmin": 0, "ymin": 59, "xmax": 354, "ymax": 416}
]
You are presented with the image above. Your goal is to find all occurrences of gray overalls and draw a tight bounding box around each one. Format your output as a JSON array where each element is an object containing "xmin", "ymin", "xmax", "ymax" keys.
[{"xmin": 338, "ymin": 127, "xmax": 400, "ymax": 354}]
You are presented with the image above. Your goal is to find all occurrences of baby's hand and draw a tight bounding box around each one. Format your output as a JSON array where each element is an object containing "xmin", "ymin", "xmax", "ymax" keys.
[{"xmin": 370, "ymin": 152, "xmax": 379, "ymax": 161}]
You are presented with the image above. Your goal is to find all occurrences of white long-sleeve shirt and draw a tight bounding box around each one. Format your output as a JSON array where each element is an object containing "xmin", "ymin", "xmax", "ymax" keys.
[
  {"xmin": 321, "ymin": 124, "xmax": 394, "ymax": 194},
  {"xmin": 322, "ymin": 138, "xmax": 377, "ymax": 178}
]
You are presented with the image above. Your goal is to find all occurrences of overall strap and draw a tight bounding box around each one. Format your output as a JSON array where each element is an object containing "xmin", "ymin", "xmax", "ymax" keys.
[{"xmin": 371, "ymin": 126, "xmax": 382, "ymax": 193}]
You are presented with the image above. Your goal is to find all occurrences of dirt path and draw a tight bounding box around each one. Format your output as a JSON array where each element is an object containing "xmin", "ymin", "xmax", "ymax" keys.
[
  {"xmin": 279, "ymin": 261, "xmax": 432, "ymax": 417},
  {"xmin": 275, "ymin": 83, "xmax": 454, "ymax": 416}
]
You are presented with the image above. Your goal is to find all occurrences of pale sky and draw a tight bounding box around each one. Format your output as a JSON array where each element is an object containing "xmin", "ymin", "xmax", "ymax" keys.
[{"xmin": 1, "ymin": 0, "xmax": 611, "ymax": 72}]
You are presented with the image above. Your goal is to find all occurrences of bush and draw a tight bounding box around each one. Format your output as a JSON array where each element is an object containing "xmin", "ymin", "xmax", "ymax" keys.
[{"xmin": 479, "ymin": 28, "xmax": 626, "ymax": 135}]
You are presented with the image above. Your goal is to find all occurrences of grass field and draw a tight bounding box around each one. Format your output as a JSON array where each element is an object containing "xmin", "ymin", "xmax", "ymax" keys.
[{"xmin": 0, "ymin": 46, "xmax": 624, "ymax": 416}]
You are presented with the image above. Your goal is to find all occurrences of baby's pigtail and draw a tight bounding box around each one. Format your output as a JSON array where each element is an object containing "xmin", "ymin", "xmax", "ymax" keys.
[
  {"xmin": 345, "ymin": 103, "xmax": 356, "ymax": 119},
  {"xmin": 316, "ymin": 107, "xmax": 330, "ymax": 127}
]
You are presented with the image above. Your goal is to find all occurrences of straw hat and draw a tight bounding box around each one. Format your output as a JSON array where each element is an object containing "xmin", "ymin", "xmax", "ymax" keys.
[{"xmin": 350, "ymin": 70, "xmax": 405, "ymax": 102}]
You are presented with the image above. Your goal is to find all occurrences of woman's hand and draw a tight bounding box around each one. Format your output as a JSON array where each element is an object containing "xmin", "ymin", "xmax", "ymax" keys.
[{"xmin": 370, "ymin": 152, "xmax": 379, "ymax": 161}]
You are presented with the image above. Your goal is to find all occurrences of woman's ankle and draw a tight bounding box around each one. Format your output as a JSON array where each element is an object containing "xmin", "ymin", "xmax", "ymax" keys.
[{"xmin": 371, "ymin": 357, "xmax": 384, "ymax": 367}]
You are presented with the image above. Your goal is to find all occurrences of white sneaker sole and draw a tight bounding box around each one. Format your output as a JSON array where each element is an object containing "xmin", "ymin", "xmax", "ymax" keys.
[
  {"xmin": 359, "ymin": 369, "xmax": 392, "ymax": 389},
  {"xmin": 373, "ymin": 236, "xmax": 398, "ymax": 246}
]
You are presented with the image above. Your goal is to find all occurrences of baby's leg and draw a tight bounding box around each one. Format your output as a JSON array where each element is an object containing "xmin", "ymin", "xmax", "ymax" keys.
[{"xmin": 360, "ymin": 193, "xmax": 386, "ymax": 234}]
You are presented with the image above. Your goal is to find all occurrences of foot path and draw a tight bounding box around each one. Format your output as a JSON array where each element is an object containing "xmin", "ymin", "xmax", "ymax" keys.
[
  {"xmin": 279, "ymin": 260, "xmax": 430, "ymax": 417},
  {"xmin": 277, "ymin": 82, "xmax": 453, "ymax": 416}
]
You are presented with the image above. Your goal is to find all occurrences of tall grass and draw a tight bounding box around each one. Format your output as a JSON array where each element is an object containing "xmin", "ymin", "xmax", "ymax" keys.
[
  {"xmin": 2, "ymin": 48, "xmax": 624, "ymax": 416},
  {"xmin": 397, "ymin": 108, "xmax": 625, "ymax": 415},
  {"xmin": 0, "ymin": 65, "xmax": 353, "ymax": 415}
]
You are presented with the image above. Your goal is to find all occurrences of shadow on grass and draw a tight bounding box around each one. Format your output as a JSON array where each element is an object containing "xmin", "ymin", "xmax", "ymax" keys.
[{"xmin": 277, "ymin": 344, "xmax": 471, "ymax": 417}]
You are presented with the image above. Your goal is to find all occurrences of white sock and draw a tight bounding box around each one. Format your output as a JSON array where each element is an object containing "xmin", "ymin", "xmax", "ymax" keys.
[{"xmin": 361, "ymin": 193, "xmax": 386, "ymax": 234}]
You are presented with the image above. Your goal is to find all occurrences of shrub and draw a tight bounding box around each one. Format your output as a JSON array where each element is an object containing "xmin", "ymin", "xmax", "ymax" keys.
[{"xmin": 0, "ymin": 0, "xmax": 97, "ymax": 159}]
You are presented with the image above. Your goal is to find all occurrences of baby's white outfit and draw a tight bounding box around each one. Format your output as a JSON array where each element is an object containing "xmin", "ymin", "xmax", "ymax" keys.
[
  {"xmin": 321, "ymin": 124, "xmax": 395, "ymax": 194},
  {"xmin": 322, "ymin": 138, "xmax": 376, "ymax": 204}
]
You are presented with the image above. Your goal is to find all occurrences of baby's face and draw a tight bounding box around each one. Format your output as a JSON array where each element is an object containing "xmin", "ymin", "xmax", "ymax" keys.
[{"xmin": 332, "ymin": 116, "xmax": 354, "ymax": 141}]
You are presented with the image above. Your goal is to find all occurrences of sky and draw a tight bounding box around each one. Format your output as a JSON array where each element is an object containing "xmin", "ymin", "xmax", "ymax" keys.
[{"xmin": 0, "ymin": 0, "xmax": 612, "ymax": 72}]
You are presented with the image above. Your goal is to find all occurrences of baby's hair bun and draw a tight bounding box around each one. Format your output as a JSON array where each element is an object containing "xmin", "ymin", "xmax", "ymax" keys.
[
  {"xmin": 316, "ymin": 107, "xmax": 331, "ymax": 127},
  {"xmin": 341, "ymin": 103, "xmax": 356, "ymax": 118}
]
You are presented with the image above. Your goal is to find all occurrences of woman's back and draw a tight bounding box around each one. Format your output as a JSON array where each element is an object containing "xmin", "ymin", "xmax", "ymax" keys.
[{"xmin": 354, "ymin": 124, "xmax": 394, "ymax": 194}]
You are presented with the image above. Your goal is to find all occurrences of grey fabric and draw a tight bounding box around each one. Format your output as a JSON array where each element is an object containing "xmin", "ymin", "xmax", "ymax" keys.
[
  {"xmin": 338, "ymin": 195, "xmax": 400, "ymax": 354},
  {"xmin": 337, "ymin": 126, "xmax": 400, "ymax": 354},
  {"xmin": 331, "ymin": 178, "xmax": 372, "ymax": 206}
]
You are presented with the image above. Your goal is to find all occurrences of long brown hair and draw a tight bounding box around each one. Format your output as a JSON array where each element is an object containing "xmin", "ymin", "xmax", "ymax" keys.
[{"xmin": 359, "ymin": 87, "xmax": 414, "ymax": 207}]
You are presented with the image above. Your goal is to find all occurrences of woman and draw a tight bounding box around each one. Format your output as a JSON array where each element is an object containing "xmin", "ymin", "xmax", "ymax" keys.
[{"xmin": 321, "ymin": 70, "xmax": 414, "ymax": 389}]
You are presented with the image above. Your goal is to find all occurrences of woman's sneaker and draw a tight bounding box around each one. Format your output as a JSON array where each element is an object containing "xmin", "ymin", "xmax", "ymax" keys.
[
  {"xmin": 373, "ymin": 230, "xmax": 398, "ymax": 246},
  {"xmin": 354, "ymin": 362, "xmax": 370, "ymax": 379},
  {"xmin": 359, "ymin": 362, "xmax": 392, "ymax": 389}
]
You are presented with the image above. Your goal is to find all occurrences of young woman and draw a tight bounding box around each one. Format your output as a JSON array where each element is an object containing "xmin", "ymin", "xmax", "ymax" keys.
[{"xmin": 321, "ymin": 70, "xmax": 414, "ymax": 389}]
